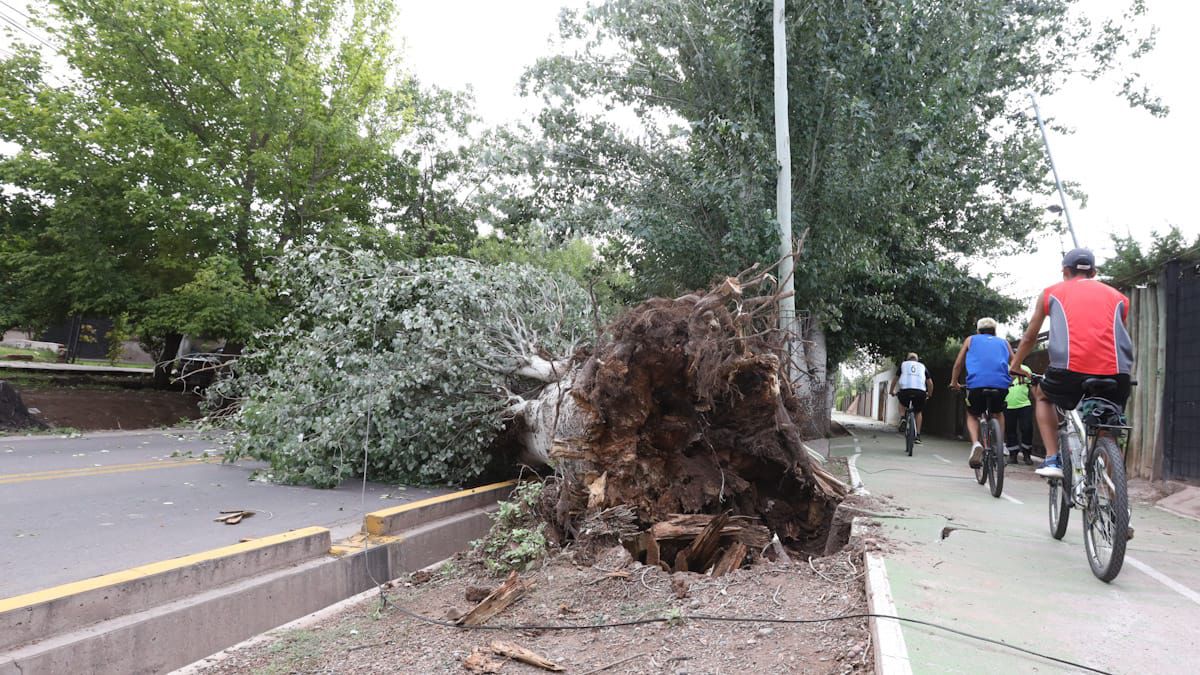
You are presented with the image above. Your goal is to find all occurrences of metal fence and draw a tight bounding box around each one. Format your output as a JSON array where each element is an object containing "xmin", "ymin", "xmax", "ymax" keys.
[{"xmin": 1163, "ymin": 260, "xmax": 1200, "ymax": 480}]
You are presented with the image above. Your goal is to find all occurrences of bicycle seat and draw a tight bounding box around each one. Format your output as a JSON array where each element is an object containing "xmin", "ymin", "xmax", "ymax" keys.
[
  {"xmin": 1081, "ymin": 377, "xmax": 1118, "ymax": 397},
  {"xmin": 976, "ymin": 388, "xmax": 1006, "ymax": 396}
]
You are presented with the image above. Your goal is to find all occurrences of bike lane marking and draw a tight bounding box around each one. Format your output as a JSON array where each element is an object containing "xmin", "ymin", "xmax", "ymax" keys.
[
  {"xmin": 1126, "ymin": 556, "xmax": 1200, "ymax": 606},
  {"xmin": 1000, "ymin": 493, "xmax": 1024, "ymax": 505},
  {"xmin": 930, "ymin": 454, "xmax": 951, "ymax": 464}
]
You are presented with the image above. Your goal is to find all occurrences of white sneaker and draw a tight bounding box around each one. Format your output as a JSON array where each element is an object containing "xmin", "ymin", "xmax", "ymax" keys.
[
  {"xmin": 1034, "ymin": 456, "xmax": 1064, "ymax": 479},
  {"xmin": 968, "ymin": 443, "xmax": 983, "ymax": 468}
]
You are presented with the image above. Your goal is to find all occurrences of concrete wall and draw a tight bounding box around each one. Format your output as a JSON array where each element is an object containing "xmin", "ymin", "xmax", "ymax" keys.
[{"xmin": 868, "ymin": 362, "xmax": 902, "ymax": 425}]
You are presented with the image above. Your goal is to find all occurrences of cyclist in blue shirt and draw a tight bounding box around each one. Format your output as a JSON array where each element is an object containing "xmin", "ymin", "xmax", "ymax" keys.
[{"xmin": 949, "ymin": 317, "xmax": 1014, "ymax": 469}]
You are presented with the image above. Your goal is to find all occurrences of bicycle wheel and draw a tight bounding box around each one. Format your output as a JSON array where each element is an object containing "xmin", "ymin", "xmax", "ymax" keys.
[
  {"xmin": 1049, "ymin": 437, "xmax": 1071, "ymax": 539},
  {"xmin": 987, "ymin": 418, "xmax": 1005, "ymax": 498},
  {"xmin": 1083, "ymin": 437, "xmax": 1129, "ymax": 582},
  {"xmin": 905, "ymin": 411, "xmax": 915, "ymax": 457}
]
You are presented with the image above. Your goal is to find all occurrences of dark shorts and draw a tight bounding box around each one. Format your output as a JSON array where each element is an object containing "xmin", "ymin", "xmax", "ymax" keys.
[
  {"xmin": 966, "ymin": 388, "xmax": 1008, "ymax": 416},
  {"xmin": 1038, "ymin": 368, "xmax": 1131, "ymax": 411},
  {"xmin": 897, "ymin": 389, "xmax": 926, "ymax": 413}
]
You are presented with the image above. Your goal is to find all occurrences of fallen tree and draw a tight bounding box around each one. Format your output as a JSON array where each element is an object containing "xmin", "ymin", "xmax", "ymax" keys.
[
  {"xmin": 215, "ymin": 247, "xmax": 845, "ymax": 558},
  {"xmin": 516, "ymin": 267, "xmax": 848, "ymax": 559}
]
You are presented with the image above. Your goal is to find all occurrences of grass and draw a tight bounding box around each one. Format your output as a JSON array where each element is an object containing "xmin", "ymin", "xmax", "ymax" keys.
[{"xmin": 0, "ymin": 346, "xmax": 58, "ymax": 363}]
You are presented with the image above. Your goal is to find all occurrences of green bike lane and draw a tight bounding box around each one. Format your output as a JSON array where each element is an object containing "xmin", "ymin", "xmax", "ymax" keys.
[{"xmin": 832, "ymin": 415, "xmax": 1200, "ymax": 674}]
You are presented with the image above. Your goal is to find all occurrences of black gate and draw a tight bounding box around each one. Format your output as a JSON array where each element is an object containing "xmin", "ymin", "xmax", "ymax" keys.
[{"xmin": 1163, "ymin": 260, "xmax": 1200, "ymax": 480}]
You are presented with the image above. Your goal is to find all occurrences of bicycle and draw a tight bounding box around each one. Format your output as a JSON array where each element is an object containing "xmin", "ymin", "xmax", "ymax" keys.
[
  {"xmin": 1032, "ymin": 374, "xmax": 1132, "ymax": 583},
  {"xmin": 896, "ymin": 396, "xmax": 917, "ymax": 456},
  {"xmin": 967, "ymin": 388, "xmax": 1006, "ymax": 499}
]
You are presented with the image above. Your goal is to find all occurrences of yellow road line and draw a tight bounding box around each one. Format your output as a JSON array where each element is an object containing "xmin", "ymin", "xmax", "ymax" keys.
[{"xmin": 0, "ymin": 457, "xmax": 215, "ymax": 485}]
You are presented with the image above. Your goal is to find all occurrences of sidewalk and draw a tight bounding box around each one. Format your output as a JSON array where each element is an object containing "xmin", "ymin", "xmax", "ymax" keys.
[{"xmin": 837, "ymin": 419, "xmax": 1200, "ymax": 674}]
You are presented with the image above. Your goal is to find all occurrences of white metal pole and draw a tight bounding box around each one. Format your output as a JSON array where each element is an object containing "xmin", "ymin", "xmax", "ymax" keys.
[
  {"xmin": 773, "ymin": 0, "xmax": 797, "ymax": 348},
  {"xmin": 1030, "ymin": 93, "xmax": 1079, "ymax": 249}
]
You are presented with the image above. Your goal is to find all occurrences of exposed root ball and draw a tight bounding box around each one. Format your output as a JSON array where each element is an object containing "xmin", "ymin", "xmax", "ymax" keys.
[{"xmin": 550, "ymin": 273, "xmax": 847, "ymax": 549}]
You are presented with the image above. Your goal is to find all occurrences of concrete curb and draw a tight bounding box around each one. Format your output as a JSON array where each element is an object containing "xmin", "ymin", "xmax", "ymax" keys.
[
  {"xmin": 0, "ymin": 481, "xmax": 515, "ymax": 674},
  {"xmin": 365, "ymin": 479, "xmax": 515, "ymax": 535},
  {"xmin": 853, "ymin": 517, "xmax": 912, "ymax": 675},
  {"xmin": 0, "ymin": 527, "xmax": 331, "ymax": 652}
]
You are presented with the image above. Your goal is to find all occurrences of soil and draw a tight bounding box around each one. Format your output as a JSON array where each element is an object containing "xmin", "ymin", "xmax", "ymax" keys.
[
  {"xmin": 198, "ymin": 550, "xmax": 873, "ymax": 675},
  {"xmin": 15, "ymin": 386, "xmax": 201, "ymax": 431}
]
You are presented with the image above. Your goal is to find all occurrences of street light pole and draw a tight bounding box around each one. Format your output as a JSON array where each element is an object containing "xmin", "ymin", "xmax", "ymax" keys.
[
  {"xmin": 1030, "ymin": 93, "xmax": 1079, "ymax": 248},
  {"xmin": 773, "ymin": 0, "xmax": 797, "ymax": 361}
]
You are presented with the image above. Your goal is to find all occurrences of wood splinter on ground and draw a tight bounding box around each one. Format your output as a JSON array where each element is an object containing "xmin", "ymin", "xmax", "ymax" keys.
[
  {"xmin": 214, "ymin": 510, "xmax": 255, "ymax": 525},
  {"xmin": 489, "ymin": 641, "xmax": 564, "ymax": 672},
  {"xmin": 456, "ymin": 571, "xmax": 532, "ymax": 626},
  {"xmin": 462, "ymin": 650, "xmax": 504, "ymax": 673}
]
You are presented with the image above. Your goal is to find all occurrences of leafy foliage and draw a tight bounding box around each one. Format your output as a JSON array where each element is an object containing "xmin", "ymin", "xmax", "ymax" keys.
[
  {"xmin": 500, "ymin": 0, "xmax": 1162, "ymax": 364},
  {"xmin": 0, "ymin": 0, "xmax": 474, "ymax": 340},
  {"xmin": 473, "ymin": 481, "xmax": 550, "ymax": 575},
  {"xmin": 138, "ymin": 256, "xmax": 273, "ymax": 344},
  {"xmin": 1104, "ymin": 226, "xmax": 1199, "ymax": 287},
  {"xmin": 210, "ymin": 247, "xmax": 591, "ymax": 487}
]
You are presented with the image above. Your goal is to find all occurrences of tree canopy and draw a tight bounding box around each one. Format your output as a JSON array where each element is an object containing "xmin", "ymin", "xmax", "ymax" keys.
[
  {"xmin": 0, "ymin": 0, "xmax": 475, "ymax": 339},
  {"xmin": 1104, "ymin": 226, "xmax": 1199, "ymax": 288},
  {"xmin": 498, "ymin": 0, "xmax": 1163, "ymax": 364}
]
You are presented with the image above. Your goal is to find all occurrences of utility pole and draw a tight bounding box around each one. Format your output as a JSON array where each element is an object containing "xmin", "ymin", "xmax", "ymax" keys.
[
  {"xmin": 773, "ymin": 0, "xmax": 798, "ymax": 363},
  {"xmin": 1030, "ymin": 94, "xmax": 1079, "ymax": 248}
]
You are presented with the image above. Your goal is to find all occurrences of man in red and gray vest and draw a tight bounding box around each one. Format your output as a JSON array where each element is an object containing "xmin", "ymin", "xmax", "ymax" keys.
[{"xmin": 1010, "ymin": 248, "xmax": 1134, "ymax": 479}]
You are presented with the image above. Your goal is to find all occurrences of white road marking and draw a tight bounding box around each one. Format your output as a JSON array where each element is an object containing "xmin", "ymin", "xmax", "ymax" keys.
[
  {"xmin": 930, "ymin": 454, "xmax": 951, "ymax": 464},
  {"xmin": 848, "ymin": 452, "xmax": 870, "ymax": 495},
  {"xmin": 865, "ymin": 554, "xmax": 913, "ymax": 674},
  {"xmin": 1000, "ymin": 493, "xmax": 1024, "ymax": 505},
  {"xmin": 1127, "ymin": 556, "xmax": 1200, "ymax": 606}
]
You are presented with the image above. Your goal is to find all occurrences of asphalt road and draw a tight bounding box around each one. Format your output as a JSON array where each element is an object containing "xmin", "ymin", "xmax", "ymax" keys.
[
  {"xmin": 834, "ymin": 413, "xmax": 1200, "ymax": 674},
  {"xmin": 0, "ymin": 429, "xmax": 447, "ymax": 598}
]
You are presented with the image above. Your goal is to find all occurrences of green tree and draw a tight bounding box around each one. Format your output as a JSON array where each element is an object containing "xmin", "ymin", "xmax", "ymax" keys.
[
  {"xmin": 0, "ymin": 0, "xmax": 417, "ymax": 364},
  {"xmin": 499, "ymin": 0, "xmax": 1163, "ymax": 426},
  {"xmin": 1104, "ymin": 226, "xmax": 1198, "ymax": 287}
]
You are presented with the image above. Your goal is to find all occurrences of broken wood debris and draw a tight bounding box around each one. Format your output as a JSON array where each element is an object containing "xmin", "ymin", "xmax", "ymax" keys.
[
  {"xmin": 214, "ymin": 510, "xmax": 255, "ymax": 525},
  {"xmin": 463, "ymin": 650, "xmax": 504, "ymax": 673},
  {"xmin": 456, "ymin": 571, "xmax": 532, "ymax": 627},
  {"xmin": 624, "ymin": 513, "xmax": 768, "ymax": 575},
  {"xmin": 489, "ymin": 641, "xmax": 564, "ymax": 672}
]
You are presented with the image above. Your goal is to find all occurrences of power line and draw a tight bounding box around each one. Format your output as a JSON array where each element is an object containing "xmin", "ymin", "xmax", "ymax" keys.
[
  {"xmin": 0, "ymin": 0, "xmax": 33, "ymax": 22},
  {"xmin": 0, "ymin": 9, "xmax": 56, "ymax": 52},
  {"xmin": 381, "ymin": 601, "xmax": 1113, "ymax": 675}
]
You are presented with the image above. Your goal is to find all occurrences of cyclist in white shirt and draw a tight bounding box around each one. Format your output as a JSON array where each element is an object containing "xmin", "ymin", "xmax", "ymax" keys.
[{"xmin": 890, "ymin": 353, "xmax": 934, "ymax": 444}]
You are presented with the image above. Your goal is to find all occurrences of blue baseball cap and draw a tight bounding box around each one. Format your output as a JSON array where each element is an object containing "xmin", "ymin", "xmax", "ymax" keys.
[{"xmin": 1062, "ymin": 248, "xmax": 1095, "ymax": 271}]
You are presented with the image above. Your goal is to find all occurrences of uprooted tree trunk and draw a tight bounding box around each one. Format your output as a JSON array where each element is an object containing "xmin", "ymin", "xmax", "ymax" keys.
[
  {"xmin": 508, "ymin": 267, "xmax": 848, "ymax": 559},
  {"xmin": 0, "ymin": 381, "xmax": 46, "ymax": 431}
]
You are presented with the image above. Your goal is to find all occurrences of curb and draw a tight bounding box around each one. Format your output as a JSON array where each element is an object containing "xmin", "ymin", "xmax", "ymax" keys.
[
  {"xmin": 0, "ymin": 481, "xmax": 516, "ymax": 674},
  {"xmin": 853, "ymin": 517, "xmax": 912, "ymax": 675},
  {"xmin": 365, "ymin": 480, "xmax": 516, "ymax": 535},
  {"xmin": 0, "ymin": 527, "xmax": 331, "ymax": 652}
]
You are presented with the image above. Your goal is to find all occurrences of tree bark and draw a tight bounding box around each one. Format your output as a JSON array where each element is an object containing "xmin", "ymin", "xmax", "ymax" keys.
[{"xmin": 153, "ymin": 332, "xmax": 184, "ymax": 389}]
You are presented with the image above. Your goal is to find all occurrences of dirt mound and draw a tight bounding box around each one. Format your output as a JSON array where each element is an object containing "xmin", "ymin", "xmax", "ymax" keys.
[
  {"xmin": 18, "ymin": 387, "xmax": 201, "ymax": 430},
  {"xmin": 0, "ymin": 381, "xmax": 46, "ymax": 431}
]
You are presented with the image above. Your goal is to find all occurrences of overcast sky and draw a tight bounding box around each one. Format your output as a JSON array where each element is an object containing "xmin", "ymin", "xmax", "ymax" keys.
[{"xmin": 395, "ymin": 0, "xmax": 1199, "ymax": 313}]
